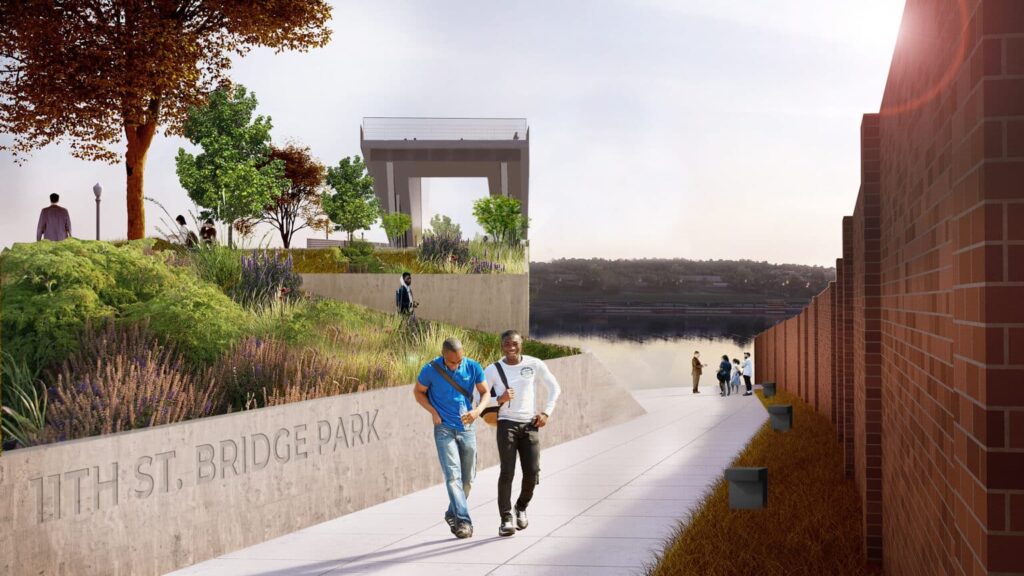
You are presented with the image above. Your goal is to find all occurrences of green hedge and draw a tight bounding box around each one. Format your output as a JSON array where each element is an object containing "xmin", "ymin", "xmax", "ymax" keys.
[{"xmin": 1, "ymin": 239, "xmax": 249, "ymax": 369}]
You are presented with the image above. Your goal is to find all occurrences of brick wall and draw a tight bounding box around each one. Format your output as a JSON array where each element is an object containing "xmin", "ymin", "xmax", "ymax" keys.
[{"xmin": 752, "ymin": 1, "xmax": 1024, "ymax": 574}]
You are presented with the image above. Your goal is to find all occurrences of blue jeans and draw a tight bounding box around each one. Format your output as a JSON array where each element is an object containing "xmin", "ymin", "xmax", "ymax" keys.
[{"xmin": 434, "ymin": 424, "xmax": 477, "ymax": 525}]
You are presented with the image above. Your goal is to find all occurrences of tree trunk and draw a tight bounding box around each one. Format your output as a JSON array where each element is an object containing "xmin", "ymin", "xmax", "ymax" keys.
[{"xmin": 124, "ymin": 119, "xmax": 158, "ymax": 240}]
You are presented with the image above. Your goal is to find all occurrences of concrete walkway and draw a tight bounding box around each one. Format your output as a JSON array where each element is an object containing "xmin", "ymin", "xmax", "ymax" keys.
[{"xmin": 168, "ymin": 387, "xmax": 768, "ymax": 576}]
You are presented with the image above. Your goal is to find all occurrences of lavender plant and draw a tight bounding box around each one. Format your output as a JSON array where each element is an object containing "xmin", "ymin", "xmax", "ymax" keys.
[
  {"xmin": 45, "ymin": 323, "xmax": 218, "ymax": 441},
  {"xmin": 419, "ymin": 230, "xmax": 469, "ymax": 266},
  {"xmin": 234, "ymin": 250, "xmax": 302, "ymax": 308},
  {"xmin": 211, "ymin": 337, "xmax": 353, "ymax": 411}
]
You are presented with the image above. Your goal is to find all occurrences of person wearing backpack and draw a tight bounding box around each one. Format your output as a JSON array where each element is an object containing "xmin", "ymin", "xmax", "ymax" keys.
[
  {"xmin": 484, "ymin": 330, "xmax": 562, "ymax": 537},
  {"xmin": 413, "ymin": 338, "xmax": 489, "ymax": 539},
  {"xmin": 396, "ymin": 272, "xmax": 417, "ymax": 315}
]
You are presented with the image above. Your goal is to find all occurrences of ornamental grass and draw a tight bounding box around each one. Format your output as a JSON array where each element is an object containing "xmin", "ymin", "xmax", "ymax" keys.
[{"xmin": 646, "ymin": 389, "xmax": 883, "ymax": 576}]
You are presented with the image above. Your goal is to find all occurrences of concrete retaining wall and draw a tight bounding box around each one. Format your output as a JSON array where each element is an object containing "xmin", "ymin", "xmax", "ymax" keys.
[
  {"xmin": 0, "ymin": 353, "xmax": 643, "ymax": 576},
  {"xmin": 300, "ymin": 273, "xmax": 530, "ymax": 336}
]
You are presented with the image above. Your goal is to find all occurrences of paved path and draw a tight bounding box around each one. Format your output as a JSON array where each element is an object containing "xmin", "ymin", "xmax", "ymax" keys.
[{"xmin": 168, "ymin": 387, "xmax": 768, "ymax": 576}]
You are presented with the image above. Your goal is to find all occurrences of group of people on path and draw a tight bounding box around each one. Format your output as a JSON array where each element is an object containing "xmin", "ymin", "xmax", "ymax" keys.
[
  {"xmin": 691, "ymin": 350, "xmax": 753, "ymax": 396},
  {"xmin": 413, "ymin": 331, "xmax": 561, "ymax": 539}
]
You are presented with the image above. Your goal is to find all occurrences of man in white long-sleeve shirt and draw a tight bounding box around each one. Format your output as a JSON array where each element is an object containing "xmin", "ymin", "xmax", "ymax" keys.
[{"xmin": 484, "ymin": 330, "xmax": 561, "ymax": 537}]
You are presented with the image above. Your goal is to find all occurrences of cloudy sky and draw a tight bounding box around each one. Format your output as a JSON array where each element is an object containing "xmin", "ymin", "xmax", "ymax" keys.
[{"xmin": 0, "ymin": 1, "xmax": 905, "ymax": 265}]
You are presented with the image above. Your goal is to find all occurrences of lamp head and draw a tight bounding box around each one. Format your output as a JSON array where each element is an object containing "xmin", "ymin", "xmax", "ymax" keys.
[{"xmin": 93, "ymin": 183, "xmax": 102, "ymax": 199}]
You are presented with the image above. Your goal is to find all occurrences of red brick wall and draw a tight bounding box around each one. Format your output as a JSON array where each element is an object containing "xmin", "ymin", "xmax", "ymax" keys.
[
  {"xmin": 842, "ymin": 217, "xmax": 856, "ymax": 477},
  {"xmin": 751, "ymin": 1, "xmax": 1024, "ymax": 573}
]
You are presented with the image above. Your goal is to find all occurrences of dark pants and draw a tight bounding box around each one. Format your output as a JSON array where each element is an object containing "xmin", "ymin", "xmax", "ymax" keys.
[
  {"xmin": 497, "ymin": 419, "xmax": 541, "ymax": 518},
  {"xmin": 743, "ymin": 375, "xmax": 752, "ymax": 393}
]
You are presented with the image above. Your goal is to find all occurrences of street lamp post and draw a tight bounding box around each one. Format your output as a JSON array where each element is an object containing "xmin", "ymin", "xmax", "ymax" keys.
[{"xmin": 93, "ymin": 183, "xmax": 102, "ymax": 241}]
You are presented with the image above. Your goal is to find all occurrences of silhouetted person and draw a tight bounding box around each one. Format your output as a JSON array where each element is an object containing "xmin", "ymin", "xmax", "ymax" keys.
[{"xmin": 36, "ymin": 193, "xmax": 72, "ymax": 241}]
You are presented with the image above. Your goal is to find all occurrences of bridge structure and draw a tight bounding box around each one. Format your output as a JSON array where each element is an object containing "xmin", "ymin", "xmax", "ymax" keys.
[{"xmin": 360, "ymin": 117, "xmax": 529, "ymax": 246}]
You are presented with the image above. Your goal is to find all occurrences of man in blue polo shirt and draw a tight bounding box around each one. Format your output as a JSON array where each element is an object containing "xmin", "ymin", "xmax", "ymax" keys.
[{"xmin": 414, "ymin": 337, "xmax": 489, "ymax": 539}]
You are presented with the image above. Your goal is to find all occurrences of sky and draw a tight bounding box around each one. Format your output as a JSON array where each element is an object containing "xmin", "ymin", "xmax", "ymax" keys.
[{"xmin": 0, "ymin": 0, "xmax": 906, "ymax": 266}]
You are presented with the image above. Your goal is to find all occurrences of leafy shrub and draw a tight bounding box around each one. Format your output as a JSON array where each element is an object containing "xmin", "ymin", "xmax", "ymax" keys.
[
  {"xmin": 1, "ymin": 352, "xmax": 47, "ymax": 448},
  {"xmin": 125, "ymin": 277, "xmax": 251, "ymax": 365},
  {"xmin": 46, "ymin": 323, "xmax": 218, "ymax": 442},
  {"xmin": 380, "ymin": 211, "xmax": 412, "ymax": 247},
  {"xmin": 472, "ymin": 196, "xmax": 528, "ymax": 246},
  {"xmin": 188, "ymin": 245, "xmax": 243, "ymax": 295},
  {"xmin": 341, "ymin": 239, "xmax": 384, "ymax": 273},
  {"xmin": 419, "ymin": 230, "xmax": 469, "ymax": 266},
  {"xmin": 286, "ymin": 248, "xmax": 348, "ymax": 273},
  {"xmin": 235, "ymin": 251, "xmax": 303, "ymax": 307},
  {"xmin": 211, "ymin": 337, "xmax": 354, "ymax": 410},
  {"xmin": 0, "ymin": 239, "xmax": 177, "ymax": 369}
]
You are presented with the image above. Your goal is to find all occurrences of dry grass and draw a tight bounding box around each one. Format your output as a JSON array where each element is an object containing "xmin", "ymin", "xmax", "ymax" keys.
[{"xmin": 647, "ymin": 389, "xmax": 883, "ymax": 576}]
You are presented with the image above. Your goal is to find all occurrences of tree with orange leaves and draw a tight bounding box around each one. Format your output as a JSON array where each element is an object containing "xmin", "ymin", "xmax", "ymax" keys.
[
  {"xmin": 261, "ymin": 143, "xmax": 327, "ymax": 249},
  {"xmin": 0, "ymin": 1, "xmax": 331, "ymax": 240}
]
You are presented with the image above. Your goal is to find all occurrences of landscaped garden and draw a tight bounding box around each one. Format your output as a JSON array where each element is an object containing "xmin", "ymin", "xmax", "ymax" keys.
[
  {"xmin": 646, "ymin": 388, "xmax": 882, "ymax": 576},
  {"xmin": 0, "ymin": 239, "xmax": 571, "ymax": 451}
]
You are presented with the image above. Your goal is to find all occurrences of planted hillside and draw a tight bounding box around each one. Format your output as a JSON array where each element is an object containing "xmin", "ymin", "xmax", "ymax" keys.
[{"xmin": 0, "ymin": 240, "xmax": 574, "ymax": 450}]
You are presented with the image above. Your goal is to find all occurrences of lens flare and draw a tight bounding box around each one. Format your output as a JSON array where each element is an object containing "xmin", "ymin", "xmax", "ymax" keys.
[{"xmin": 880, "ymin": 0, "xmax": 969, "ymax": 116}]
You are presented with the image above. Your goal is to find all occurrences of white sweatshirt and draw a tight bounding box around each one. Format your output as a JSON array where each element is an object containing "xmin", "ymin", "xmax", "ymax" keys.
[{"xmin": 484, "ymin": 355, "xmax": 561, "ymax": 423}]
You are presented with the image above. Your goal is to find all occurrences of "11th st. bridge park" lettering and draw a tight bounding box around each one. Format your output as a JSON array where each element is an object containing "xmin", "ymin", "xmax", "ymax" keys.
[{"xmin": 28, "ymin": 410, "xmax": 380, "ymax": 524}]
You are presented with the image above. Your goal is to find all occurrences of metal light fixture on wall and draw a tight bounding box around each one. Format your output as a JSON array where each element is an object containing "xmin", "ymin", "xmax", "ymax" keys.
[{"xmin": 93, "ymin": 182, "xmax": 102, "ymax": 241}]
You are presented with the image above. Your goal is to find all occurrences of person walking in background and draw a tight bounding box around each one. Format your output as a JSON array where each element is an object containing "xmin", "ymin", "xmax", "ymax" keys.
[
  {"xmin": 413, "ymin": 338, "xmax": 489, "ymax": 539},
  {"xmin": 199, "ymin": 218, "xmax": 217, "ymax": 246},
  {"xmin": 485, "ymin": 330, "xmax": 562, "ymax": 537},
  {"xmin": 691, "ymin": 351, "xmax": 707, "ymax": 394},
  {"xmin": 36, "ymin": 193, "xmax": 72, "ymax": 241},
  {"xmin": 730, "ymin": 358, "xmax": 742, "ymax": 395},
  {"xmin": 396, "ymin": 272, "xmax": 417, "ymax": 315},
  {"xmin": 718, "ymin": 355, "xmax": 731, "ymax": 396},
  {"xmin": 174, "ymin": 215, "xmax": 197, "ymax": 247},
  {"xmin": 741, "ymin": 352, "xmax": 754, "ymax": 396}
]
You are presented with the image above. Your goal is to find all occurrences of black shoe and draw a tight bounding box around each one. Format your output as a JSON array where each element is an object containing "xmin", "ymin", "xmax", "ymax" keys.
[
  {"xmin": 445, "ymin": 512, "xmax": 456, "ymax": 534},
  {"xmin": 455, "ymin": 522, "xmax": 473, "ymax": 539},
  {"xmin": 743, "ymin": 392, "xmax": 753, "ymax": 396},
  {"xmin": 499, "ymin": 515, "xmax": 516, "ymax": 537},
  {"xmin": 514, "ymin": 506, "xmax": 529, "ymax": 530}
]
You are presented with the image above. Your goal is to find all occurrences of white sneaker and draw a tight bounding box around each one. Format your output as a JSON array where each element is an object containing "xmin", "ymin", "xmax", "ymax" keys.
[{"xmin": 499, "ymin": 515, "xmax": 516, "ymax": 537}]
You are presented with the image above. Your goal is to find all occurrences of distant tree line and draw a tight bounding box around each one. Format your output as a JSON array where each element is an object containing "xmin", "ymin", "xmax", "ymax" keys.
[{"xmin": 531, "ymin": 258, "xmax": 836, "ymax": 301}]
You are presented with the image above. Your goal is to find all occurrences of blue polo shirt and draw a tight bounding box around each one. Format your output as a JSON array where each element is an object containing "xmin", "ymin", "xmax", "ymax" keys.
[{"xmin": 417, "ymin": 356, "xmax": 485, "ymax": 431}]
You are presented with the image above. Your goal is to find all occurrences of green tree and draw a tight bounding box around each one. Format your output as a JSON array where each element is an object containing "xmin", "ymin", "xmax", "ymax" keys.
[
  {"xmin": 428, "ymin": 214, "xmax": 462, "ymax": 238},
  {"xmin": 175, "ymin": 86, "xmax": 288, "ymax": 247},
  {"xmin": 381, "ymin": 211, "xmax": 412, "ymax": 247},
  {"xmin": 472, "ymin": 197, "xmax": 528, "ymax": 246},
  {"xmin": 323, "ymin": 156, "xmax": 379, "ymax": 241},
  {"xmin": 0, "ymin": 1, "xmax": 330, "ymax": 240}
]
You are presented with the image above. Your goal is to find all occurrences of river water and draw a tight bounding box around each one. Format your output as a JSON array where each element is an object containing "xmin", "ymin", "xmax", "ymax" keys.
[{"xmin": 531, "ymin": 315, "xmax": 768, "ymax": 391}]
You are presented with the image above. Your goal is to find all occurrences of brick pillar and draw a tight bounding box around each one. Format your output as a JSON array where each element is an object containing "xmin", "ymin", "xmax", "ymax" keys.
[
  {"xmin": 835, "ymin": 258, "xmax": 845, "ymax": 442},
  {"xmin": 842, "ymin": 217, "xmax": 855, "ymax": 478},
  {"xmin": 958, "ymin": 11, "xmax": 1024, "ymax": 573},
  {"xmin": 854, "ymin": 113, "xmax": 884, "ymax": 562}
]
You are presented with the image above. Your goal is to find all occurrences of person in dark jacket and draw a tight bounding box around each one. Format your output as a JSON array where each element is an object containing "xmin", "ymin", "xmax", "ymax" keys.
[
  {"xmin": 397, "ymin": 272, "xmax": 417, "ymax": 315},
  {"xmin": 691, "ymin": 351, "xmax": 707, "ymax": 394},
  {"xmin": 36, "ymin": 193, "xmax": 72, "ymax": 241},
  {"xmin": 717, "ymin": 355, "xmax": 731, "ymax": 396}
]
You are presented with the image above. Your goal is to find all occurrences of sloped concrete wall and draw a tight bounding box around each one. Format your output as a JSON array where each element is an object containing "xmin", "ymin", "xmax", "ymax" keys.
[
  {"xmin": 300, "ymin": 273, "xmax": 530, "ymax": 336},
  {"xmin": 0, "ymin": 352, "xmax": 643, "ymax": 576}
]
